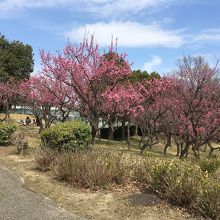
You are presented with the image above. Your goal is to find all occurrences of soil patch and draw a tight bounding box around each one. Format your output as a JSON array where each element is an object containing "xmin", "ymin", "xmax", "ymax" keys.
[{"xmin": 127, "ymin": 192, "xmax": 161, "ymax": 206}]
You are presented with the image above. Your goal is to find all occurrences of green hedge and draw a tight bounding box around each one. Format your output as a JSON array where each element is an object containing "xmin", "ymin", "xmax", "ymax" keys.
[
  {"xmin": 0, "ymin": 123, "xmax": 16, "ymax": 145},
  {"xmin": 41, "ymin": 121, "xmax": 91, "ymax": 151}
]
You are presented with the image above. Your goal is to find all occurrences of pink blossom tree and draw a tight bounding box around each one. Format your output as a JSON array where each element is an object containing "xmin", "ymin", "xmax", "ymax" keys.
[
  {"xmin": 170, "ymin": 56, "xmax": 220, "ymax": 158},
  {"xmin": 19, "ymin": 74, "xmax": 73, "ymax": 132},
  {"xmin": 40, "ymin": 37, "xmax": 131, "ymax": 143},
  {"xmin": 134, "ymin": 77, "xmax": 175, "ymax": 153},
  {"xmin": 102, "ymin": 83, "xmax": 144, "ymax": 148}
]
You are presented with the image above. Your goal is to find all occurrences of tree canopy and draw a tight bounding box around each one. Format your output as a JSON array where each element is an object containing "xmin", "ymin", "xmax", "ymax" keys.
[
  {"xmin": 0, "ymin": 34, "xmax": 34, "ymax": 81},
  {"xmin": 129, "ymin": 69, "xmax": 160, "ymax": 83}
]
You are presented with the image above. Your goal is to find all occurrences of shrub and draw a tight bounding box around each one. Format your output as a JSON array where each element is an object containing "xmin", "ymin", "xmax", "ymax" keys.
[
  {"xmin": 161, "ymin": 161, "xmax": 207, "ymax": 206},
  {"xmin": 198, "ymin": 158, "xmax": 220, "ymax": 174},
  {"xmin": 11, "ymin": 132, "xmax": 29, "ymax": 155},
  {"xmin": 0, "ymin": 123, "xmax": 16, "ymax": 145},
  {"xmin": 55, "ymin": 149, "xmax": 129, "ymax": 190},
  {"xmin": 35, "ymin": 147, "xmax": 56, "ymax": 172},
  {"xmin": 133, "ymin": 157, "xmax": 208, "ymax": 207},
  {"xmin": 132, "ymin": 160, "xmax": 150, "ymax": 186},
  {"xmin": 133, "ymin": 156, "xmax": 220, "ymax": 218},
  {"xmin": 197, "ymin": 182, "xmax": 220, "ymax": 219},
  {"xmin": 41, "ymin": 121, "xmax": 91, "ymax": 151}
]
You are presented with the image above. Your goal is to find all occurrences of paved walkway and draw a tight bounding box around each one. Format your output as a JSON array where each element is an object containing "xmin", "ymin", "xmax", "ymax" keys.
[{"xmin": 0, "ymin": 166, "xmax": 86, "ymax": 220}]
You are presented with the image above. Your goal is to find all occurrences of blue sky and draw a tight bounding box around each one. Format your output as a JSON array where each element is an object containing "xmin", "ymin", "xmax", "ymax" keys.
[{"xmin": 0, "ymin": 0, "xmax": 220, "ymax": 75}]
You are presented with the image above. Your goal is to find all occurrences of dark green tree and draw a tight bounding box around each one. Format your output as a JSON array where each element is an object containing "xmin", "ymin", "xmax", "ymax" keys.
[
  {"xmin": 0, "ymin": 34, "xmax": 34, "ymax": 81},
  {"xmin": 150, "ymin": 71, "xmax": 161, "ymax": 79},
  {"xmin": 129, "ymin": 69, "xmax": 160, "ymax": 83}
]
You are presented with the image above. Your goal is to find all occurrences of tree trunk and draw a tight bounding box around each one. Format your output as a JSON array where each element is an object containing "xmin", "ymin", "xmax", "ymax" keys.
[
  {"xmin": 164, "ymin": 132, "xmax": 172, "ymax": 155},
  {"xmin": 192, "ymin": 143, "xmax": 200, "ymax": 157},
  {"xmin": 179, "ymin": 142, "xmax": 190, "ymax": 158},
  {"xmin": 3, "ymin": 104, "xmax": 10, "ymax": 122},
  {"xmin": 176, "ymin": 144, "xmax": 180, "ymax": 156},
  {"xmin": 174, "ymin": 136, "xmax": 181, "ymax": 156},
  {"xmin": 38, "ymin": 118, "xmax": 44, "ymax": 133},
  {"xmin": 108, "ymin": 122, "xmax": 114, "ymax": 143},
  {"xmin": 127, "ymin": 121, "xmax": 131, "ymax": 149},
  {"xmin": 139, "ymin": 127, "xmax": 145, "ymax": 148},
  {"xmin": 140, "ymin": 139, "xmax": 149, "ymax": 154},
  {"xmin": 163, "ymin": 145, "xmax": 169, "ymax": 155},
  {"xmin": 134, "ymin": 124, "xmax": 138, "ymax": 136},
  {"xmin": 122, "ymin": 121, "xmax": 125, "ymax": 141},
  {"xmin": 90, "ymin": 118, "xmax": 99, "ymax": 145},
  {"xmin": 91, "ymin": 126, "xmax": 96, "ymax": 145}
]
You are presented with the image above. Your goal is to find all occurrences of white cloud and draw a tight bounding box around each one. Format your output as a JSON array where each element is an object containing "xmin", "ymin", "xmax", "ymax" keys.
[
  {"xmin": 0, "ymin": 0, "xmax": 174, "ymax": 18},
  {"xmin": 143, "ymin": 56, "xmax": 162, "ymax": 72},
  {"xmin": 66, "ymin": 21, "xmax": 184, "ymax": 48},
  {"xmin": 193, "ymin": 29, "xmax": 220, "ymax": 42}
]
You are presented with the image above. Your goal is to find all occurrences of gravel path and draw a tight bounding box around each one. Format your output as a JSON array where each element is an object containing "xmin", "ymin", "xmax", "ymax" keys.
[{"xmin": 0, "ymin": 166, "xmax": 87, "ymax": 220}]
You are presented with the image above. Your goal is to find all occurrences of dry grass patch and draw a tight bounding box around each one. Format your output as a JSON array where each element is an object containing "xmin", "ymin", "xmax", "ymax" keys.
[
  {"xmin": 36, "ymin": 147, "xmax": 130, "ymax": 190},
  {"xmin": 0, "ymin": 113, "xmax": 34, "ymax": 121}
]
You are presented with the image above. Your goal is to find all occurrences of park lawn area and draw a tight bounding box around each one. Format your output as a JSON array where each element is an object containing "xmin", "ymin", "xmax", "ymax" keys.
[
  {"xmin": 0, "ymin": 117, "xmax": 210, "ymax": 220},
  {"xmin": 96, "ymin": 135, "xmax": 220, "ymax": 159},
  {"xmin": 0, "ymin": 113, "xmax": 35, "ymax": 121}
]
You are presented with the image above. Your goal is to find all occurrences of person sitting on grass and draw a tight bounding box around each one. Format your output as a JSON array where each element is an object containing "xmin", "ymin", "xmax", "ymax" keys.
[
  {"xmin": 32, "ymin": 119, "xmax": 37, "ymax": 126},
  {"xmin": 25, "ymin": 116, "xmax": 31, "ymax": 125}
]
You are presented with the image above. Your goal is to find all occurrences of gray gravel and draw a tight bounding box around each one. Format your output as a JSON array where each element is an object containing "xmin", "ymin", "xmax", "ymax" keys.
[{"xmin": 0, "ymin": 166, "xmax": 87, "ymax": 220}]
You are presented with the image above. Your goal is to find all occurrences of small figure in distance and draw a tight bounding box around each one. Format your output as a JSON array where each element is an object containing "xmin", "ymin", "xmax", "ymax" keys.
[
  {"xmin": 35, "ymin": 117, "xmax": 41, "ymax": 127},
  {"xmin": 32, "ymin": 119, "xmax": 37, "ymax": 126},
  {"xmin": 25, "ymin": 116, "xmax": 31, "ymax": 126}
]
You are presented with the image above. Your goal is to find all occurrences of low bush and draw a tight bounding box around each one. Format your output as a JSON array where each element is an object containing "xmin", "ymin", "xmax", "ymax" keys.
[
  {"xmin": 198, "ymin": 157, "xmax": 220, "ymax": 174},
  {"xmin": 133, "ymin": 156, "xmax": 220, "ymax": 218},
  {"xmin": 55, "ymin": 149, "xmax": 129, "ymax": 190},
  {"xmin": 35, "ymin": 147, "xmax": 56, "ymax": 172},
  {"xmin": 11, "ymin": 132, "xmax": 29, "ymax": 155},
  {"xmin": 133, "ymin": 157, "xmax": 208, "ymax": 207},
  {"xmin": 160, "ymin": 161, "xmax": 207, "ymax": 206},
  {"xmin": 0, "ymin": 123, "xmax": 16, "ymax": 145},
  {"xmin": 41, "ymin": 121, "xmax": 91, "ymax": 151},
  {"xmin": 132, "ymin": 160, "xmax": 150, "ymax": 186},
  {"xmin": 197, "ymin": 182, "xmax": 220, "ymax": 220}
]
